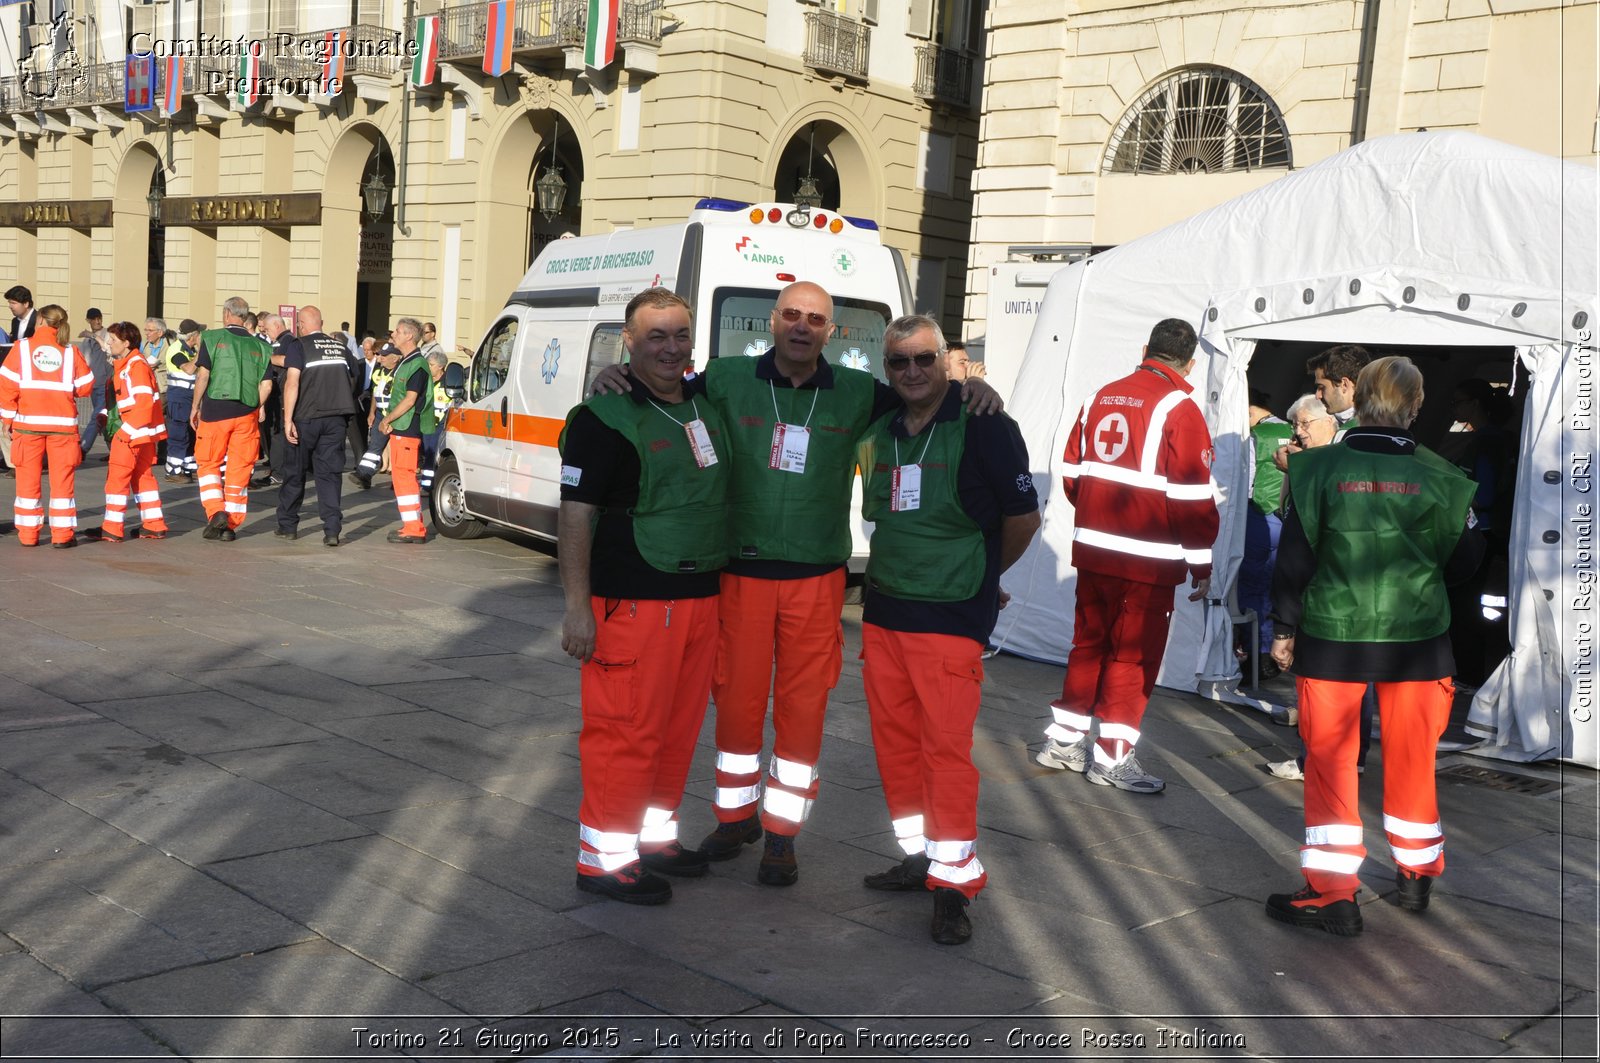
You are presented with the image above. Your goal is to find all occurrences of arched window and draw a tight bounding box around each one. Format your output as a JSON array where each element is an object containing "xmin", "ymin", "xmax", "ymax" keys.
[{"xmin": 1103, "ymin": 66, "xmax": 1291, "ymax": 175}]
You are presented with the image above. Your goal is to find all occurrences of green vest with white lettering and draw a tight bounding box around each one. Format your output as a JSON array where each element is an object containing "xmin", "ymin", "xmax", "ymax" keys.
[
  {"xmin": 201, "ymin": 328, "xmax": 271, "ymax": 407},
  {"xmin": 706, "ymin": 355, "xmax": 878, "ymax": 565},
  {"xmin": 859, "ymin": 407, "xmax": 985, "ymax": 601},
  {"xmin": 1289, "ymin": 441, "xmax": 1474, "ymax": 643},
  {"xmin": 562, "ymin": 391, "xmax": 730, "ymax": 574}
]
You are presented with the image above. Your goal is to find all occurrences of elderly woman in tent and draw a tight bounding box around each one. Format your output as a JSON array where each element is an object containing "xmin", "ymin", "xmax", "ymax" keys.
[{"xmin": 1266, "ymin": 356, "xmax": 1483, "ymax": 937}]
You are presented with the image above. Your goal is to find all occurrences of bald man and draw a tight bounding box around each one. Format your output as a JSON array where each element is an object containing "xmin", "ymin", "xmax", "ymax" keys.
[{"xmin": 276, "ymin": 305, "xmax": 362, "ymax": 546}]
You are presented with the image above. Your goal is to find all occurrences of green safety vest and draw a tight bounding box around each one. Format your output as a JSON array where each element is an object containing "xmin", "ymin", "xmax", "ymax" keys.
[
  {"xmin": 859, "ymin": 406, "xmax": 984, "ymax": 601},
  {"xmin": 561, "ymin": 390, "xmax": 731, "ymax": 574},
  {"xmin": 706, "ymin": 356, "xmax": 877, "ymax": 565},
  {"xmin": 1250, "ymin": 417, "xmax": 1293, "ymax": 513},
  {"xmin": 386, "ymin": 354, "xmax": 437, "ymax": 434},
  {"xmin": 1289, "ymin": 441, "xmax": 1475, "ymax": 643},
  {"xmin": 201, "ymin": 328, "xmax": 271, "ymax": 406}
]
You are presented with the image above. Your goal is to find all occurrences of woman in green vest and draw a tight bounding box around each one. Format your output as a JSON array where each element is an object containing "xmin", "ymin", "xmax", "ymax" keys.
[{"xmin": 1266, "ymin": 356, "xmax": 1484, "ymax": 937}]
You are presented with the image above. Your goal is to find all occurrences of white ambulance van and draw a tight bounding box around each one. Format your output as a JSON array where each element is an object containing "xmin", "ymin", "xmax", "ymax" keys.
[{"xmin": 431, "ymin": 198, "xmax": 913, "ymax": 544}]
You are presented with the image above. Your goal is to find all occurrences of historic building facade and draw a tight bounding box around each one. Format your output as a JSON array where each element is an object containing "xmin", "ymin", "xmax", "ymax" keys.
[
  {"xmin": 964, "ymin": 0, "xmax": 1599, "ymax": 350},
  {"xmin": 0, "ymin": 0, "xmax": 984, "ymax": 346}
]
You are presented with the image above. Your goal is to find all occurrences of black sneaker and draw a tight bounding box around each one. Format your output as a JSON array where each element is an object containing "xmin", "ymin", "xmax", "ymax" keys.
[
  {"xmin": 1395, "ymin": 870, "xmax": 1434, "ymax": 912},
  {"xmin": 864, "ymin": 852, "xmax": 931, "ymax": 892},
  {"xmin": 757, "ymin": 833, "xmax": 798, "ymax": 887},
  {"xmin": 575, "ymin": 865, "xmax": 672, "ymax": 905},
  {"xmin": 51, "ymin": 536, "xmax": 77, "ymax": 549},
  {"xmin": 274, "ymin": 528, "xmax": 297, "ymax": 541},
  {"xmin": 699, "ymin": 816, "xmax": 762, "ymax": 861},
  {"xmin": 83, "ymin": 527, "xmax": 124, "ymax": 543},
  {"xmin": 386, "ymin": 530, "xmax": 427, "ymax": 544},
  {"xmin": 640, "ymin": 842, "xmax": 710, "ymax": 878},
  {"xmin": 349, "ymin": 472, "xmax": 372, "ymax": 489},
  {"xmin": 323, "ymin": 534, "xmax": 340, "ymax": 547},
  {"xmin": 1265, "ymin": 884, "xmax": 1363, "ymax": 936},
  {"xmin": 220, "ymin": 527, "xmax": 237, "ymax": 542},
  {"xmin": 930, "ymin": 887, "xmax": 972, "ymax": 945},
  {"xmin": 202, "ymin": 511, "xmax": 230, "ymax": 541}
]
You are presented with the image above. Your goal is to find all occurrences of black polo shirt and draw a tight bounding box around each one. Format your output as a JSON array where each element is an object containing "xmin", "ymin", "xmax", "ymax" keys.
[{"xmin": 862, "ymin": 383, "xmax": 1038, "ymax": 645}]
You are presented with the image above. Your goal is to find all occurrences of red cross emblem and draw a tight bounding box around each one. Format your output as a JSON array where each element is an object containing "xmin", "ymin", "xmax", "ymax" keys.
[{"xmin": 1094, "ymin": 413, "xmax": 1131, "ymax": 462}]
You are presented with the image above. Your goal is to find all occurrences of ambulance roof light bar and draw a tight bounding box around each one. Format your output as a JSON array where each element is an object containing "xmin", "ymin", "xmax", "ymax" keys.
[{"xmin": 693, "ymin": 197, "xmax": 879, "ymax": 233}]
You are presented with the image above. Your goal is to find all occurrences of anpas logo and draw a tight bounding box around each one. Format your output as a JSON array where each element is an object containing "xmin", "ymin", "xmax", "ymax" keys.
[
  {"xmin": 734, "ymin": 236, "xmax": 785, "ymax": 267},
  {"xmin": 30, "ymin": 346, "xmax": 64, "ymax": 374},
  {"xmin": 21, "ymin": 10, "xmax": 86, "ymax": 103},
  {"xmin": 540, "ymin": 338, "xmax": 561, "ymax": 383}
]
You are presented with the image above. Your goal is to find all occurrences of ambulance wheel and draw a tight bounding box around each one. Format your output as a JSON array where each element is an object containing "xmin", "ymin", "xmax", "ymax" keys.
[{"xmin": 431, "ymin": 455, "xmax": 489, "ymax": 540}]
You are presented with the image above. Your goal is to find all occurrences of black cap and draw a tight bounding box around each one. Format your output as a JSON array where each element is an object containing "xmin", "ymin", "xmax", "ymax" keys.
[
  {"xmin": 86, "ymin": 307, "xmax": 103, "ymax": 319},
  {"xmin": 178, "ymin": 318, "xmax": 204, "ymax": 334},
  {"xmin": 378, "ymin": 342, "xmax": 401, "ymax": 357}
]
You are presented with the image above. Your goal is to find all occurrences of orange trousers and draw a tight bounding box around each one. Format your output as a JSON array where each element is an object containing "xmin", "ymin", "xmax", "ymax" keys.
[
  {"xmin": 577, "ymin": 595, "xmax": 719, "ymax": 877},
  {"xmin": 102, "ymin": 437, "xmax": 167, "ymax": 538},
  {"xmin": 711, "ymin": 569, "xmax": 845, "ymax": 836},
  {"xmin": 389, "ymin": 436, "xmax": 427, "ymax": 537},
  {"xmin": 194, "ymin": 412, "xmax": 259, "ymax": 529},
  {"xmin": 1299, "ymin": 675, "xmax": 1454, "ymax": 899},
  {"xmin": 862, "ymin": 624, "xmax": 989, "ymax": 899},
  {"xmin": 11, "ymin": 432, "xmax": 80, "ymax": 545}
]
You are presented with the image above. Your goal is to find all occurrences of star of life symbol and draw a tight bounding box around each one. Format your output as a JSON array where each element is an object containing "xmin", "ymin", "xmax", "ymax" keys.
[
  {"xmin": 540, "ymin": 338, "xmax": 561, "ymax": 383},
  {"xmin": 1094, "ymin": 413, "xmax": 1130, "ymax": 463},
  {"xmin": 837, "ymin": 348, "xmax": 870, "ymax": 371},
  {"xmin": 743, "ymin": 340, "xmax": 770, "ymax": 358},
  {"xmin": 1015, "ymin": 472, "xmax": 1034, "ymax": 493}
]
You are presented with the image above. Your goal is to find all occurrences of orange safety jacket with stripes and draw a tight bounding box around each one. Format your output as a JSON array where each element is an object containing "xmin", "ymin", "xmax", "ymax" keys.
[
  {"xmin": 1061, "ymin": 358, "xmax": 1219, "ymax": 586},
  {"xmin": 110, "ymin": 350, "xmax": 168, "ymax": 447},
  {"xmin": 0, "ymin": 326, "xmax": 95, "ymax": 436}
]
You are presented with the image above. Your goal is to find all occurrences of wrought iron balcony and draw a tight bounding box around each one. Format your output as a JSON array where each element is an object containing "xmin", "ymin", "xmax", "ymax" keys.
[
  {"xmin": 913, "ymin": 43, "xmax": 974, "ymax": 107},
  {"xmin": 436, "ymin": 0, "xmax": 585, "ymax": 62},
  {"xmin": 619, "ymin": 0, "xmax": 665, "ymax": 44},
  {"xmin": 803, "ymin": 10, "xmax": 870, "ymax": 81}
]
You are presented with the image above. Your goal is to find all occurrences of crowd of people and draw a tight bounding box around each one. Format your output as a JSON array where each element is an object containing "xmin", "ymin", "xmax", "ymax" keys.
[{"xmin": 0, "ymin": 285, "xmax": 453, "ymax": 548}]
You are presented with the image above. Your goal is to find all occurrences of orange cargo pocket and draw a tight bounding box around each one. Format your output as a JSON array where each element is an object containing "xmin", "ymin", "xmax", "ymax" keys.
[
  {"xmin": 586, "ymin": 656, "xmax": 639, "ymax": 723},
  {"xmin": 939, "ymin": 654, "xmax": 985, "ymax": 733}
]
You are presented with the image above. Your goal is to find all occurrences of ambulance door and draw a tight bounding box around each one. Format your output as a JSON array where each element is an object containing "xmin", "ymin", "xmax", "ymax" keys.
[{"xmin": 448, "ymin": 310, "xmax": 528, "ymax": 524}]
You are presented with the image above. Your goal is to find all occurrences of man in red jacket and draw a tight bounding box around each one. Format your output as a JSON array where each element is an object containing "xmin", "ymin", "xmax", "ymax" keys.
[{"xmin": 1035, "ymin": 318, "xmax": 1219, "ymax": 793}]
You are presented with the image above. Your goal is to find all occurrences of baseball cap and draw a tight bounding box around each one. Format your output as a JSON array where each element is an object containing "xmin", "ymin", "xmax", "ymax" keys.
[
  {"xmin": 178, "ymin": 318, "xmax": 204, "ymax": 334},
  {"xmin": 87, "ymin": 307, "xmax": 103, "ymax": 319}
]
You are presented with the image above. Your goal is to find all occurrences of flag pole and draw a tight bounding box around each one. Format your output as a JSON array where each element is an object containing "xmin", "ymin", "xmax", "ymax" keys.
[{"xmin": 395, "ymin": 0, "xmax": 413, "ymax": 237}]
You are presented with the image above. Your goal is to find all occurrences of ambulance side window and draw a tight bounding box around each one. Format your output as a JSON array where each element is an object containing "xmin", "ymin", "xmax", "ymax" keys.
[
  {"xmin": 584, "ymin": 324, "xmax": 624, "ymax": 396},
  {"xmin": 470, "ymin": 317, "xmax": 518, "ymax": 402}
]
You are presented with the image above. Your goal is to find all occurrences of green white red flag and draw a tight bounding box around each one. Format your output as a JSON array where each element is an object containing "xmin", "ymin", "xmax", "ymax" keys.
[
  {"xmin": 585, "ymin": 0, "xmax": 619, "ymax": 69},
  {"xmin": 412, "ymin": 15, "xmax": 440, "ymax": 87}
]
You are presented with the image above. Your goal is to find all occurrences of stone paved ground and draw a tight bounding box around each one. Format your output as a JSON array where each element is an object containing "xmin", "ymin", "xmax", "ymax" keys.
[{"xmin": 0, "ymin": 457, "xmax": 1594, "ymax": 1062}]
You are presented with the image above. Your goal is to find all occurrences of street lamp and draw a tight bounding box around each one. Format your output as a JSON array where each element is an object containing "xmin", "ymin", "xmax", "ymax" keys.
[
  {"xmin": 536, "ymin": 121, "xmax": 567, "ymax": 221},
  {"xmin": 362, "ymin": 165, "xmax": 390, "ymax": 224},
  {"xmin": 146, "ymin": 184, "xmax": 162, "ymax": 226}
]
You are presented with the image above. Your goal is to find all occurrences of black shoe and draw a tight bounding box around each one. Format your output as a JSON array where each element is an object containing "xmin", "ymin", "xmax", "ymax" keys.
[
  {"xmin": 1396, "ymin": 870, "xmax": 1434, "ymax": 912},
  {"xmin": 640, "ymin": 842, "xmax": 710, "ymax": 878},
  {"xmin": 323, "ymin": 534, "xmax": 340, "ymax": 547},
  {"xmin": 699, "ymin": 816, "xmax": 763, "ymax": 861},
  {"xmin": 864, "ymin": 852, "xmax": 931, "ymax": 892},
  {"xmin": 349, "ymin": 473, "xmax": 372, "ymax": 489},
  {"xmin": 51, "ymin": 536, "xmax": 77, "ymax": 549},
  {"xmin": 140, "ymin": 529, "xmax": 168, "ymax": 540},
  {"xmin": 386, "ymin": 530, "xmax": 427, "ymax": 544},
  {"xmin": 219, "ymin": 527, "xmax": 237, "ymax": 542},
  {"xmin": 1255, "ymin": 653, "xmax": 1282, "ymax": 681},
  {"xmin": 274, "ymin": 528, "xmax": 297, "ymax": 540},
  {"xmin": 250, "ymin": 475, "xmax": 279, "ymax": 488},
  {"xmin": 1265, "ymin": 884, "xmax": 1363, "ymax": 936},
  {"xmin": 575, "ymin": 865, "xmax": 672, "ymax": 905},
  {"xmin": 83, "ymin": 527, "xmax": 124, "ymax": 543},
  {"xmin": 202, "ymin": 511, "xmax": 230, "ymax": 541},
  {"xmin": 931, "ymin": 888, "xmax": 972, "ymax": 945},
  {"xmin": 163, "ymin": 471, "xmax": 186, "ymax": 484},
  {"xmin": 757, "ymin": 833, "xmax": 798, "ymax": 887}
]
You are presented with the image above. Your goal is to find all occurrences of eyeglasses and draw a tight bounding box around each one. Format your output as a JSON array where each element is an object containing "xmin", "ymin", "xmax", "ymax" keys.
[
  {"xmin": 1293, "ymin": 417, "xmax": 1330, "ymax": 430},
  {"xmin": 776, "ymin": 307, "xmax": 830, "ymax": 327},
  {"xmin": 884, "ymin": 351, "xmax": 940, "ymax": 371}
]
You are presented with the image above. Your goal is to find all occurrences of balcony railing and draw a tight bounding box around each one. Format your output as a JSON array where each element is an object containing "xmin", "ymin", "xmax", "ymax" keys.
[
  {"xmin": 619, "ymin": 0, "xmax": 664, "ymax": 44},
  {"xmin": 913, "ymin": 43, "xmax": 973, "ymax": 107},
  {"xmin": 437, "ymin": 0, "xmax": 585, "ymax": 62},
  {"xmin": 803, "ymin": 10, "xmax": 870, "ymax": 81}
]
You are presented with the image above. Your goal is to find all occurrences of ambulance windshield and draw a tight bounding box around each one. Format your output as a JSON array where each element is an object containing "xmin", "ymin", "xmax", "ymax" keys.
[{"xmin": 710, "ymin": 288, "xmax": 893, "ymax": 379}]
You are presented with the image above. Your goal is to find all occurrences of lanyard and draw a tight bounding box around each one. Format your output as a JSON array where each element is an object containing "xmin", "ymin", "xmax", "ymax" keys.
[
  {"xmin": 892, "ymin": 422, "xmax": 937, "ymax": 466},
  {"xmin": 770, "ymin": 381, "xmax": 820, "ymax": 428},
  {"xmin": 647, "ymin": 395, "xmax": 701, "ymax": 425}
]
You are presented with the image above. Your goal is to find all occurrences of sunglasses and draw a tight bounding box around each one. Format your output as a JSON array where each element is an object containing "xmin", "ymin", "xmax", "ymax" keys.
[
  {"xmin": 884, "ymin": 351, "xmax": 940, "ymax": 371},
  {"xmin": 776, "ymin": 307, "xmax": 830, "ymax": 327}
]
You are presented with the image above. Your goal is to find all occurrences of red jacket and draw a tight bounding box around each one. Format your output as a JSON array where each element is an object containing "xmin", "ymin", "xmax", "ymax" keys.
[
  {"xmin": 1062, "ymin": 359, "xmax": 1219, "ymax": 586},
  {"xmin": 0, "ymin": 326, "xmax": 94, "ymax": 436},
  {"xmin": 111, "ymin": 351, "xmax": 167, "ymax": 446}
]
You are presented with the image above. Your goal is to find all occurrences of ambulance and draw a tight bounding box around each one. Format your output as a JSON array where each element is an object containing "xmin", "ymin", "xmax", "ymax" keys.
[{"xmin": 431, "ymin": 198, "xmax": 913, "ymax": 546}]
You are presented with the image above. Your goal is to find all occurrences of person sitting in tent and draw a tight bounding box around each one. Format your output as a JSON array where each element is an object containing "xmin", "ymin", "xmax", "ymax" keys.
[{"xmin": 1265, "ymin": 356, "xmax": 1483, "ymax": 937}]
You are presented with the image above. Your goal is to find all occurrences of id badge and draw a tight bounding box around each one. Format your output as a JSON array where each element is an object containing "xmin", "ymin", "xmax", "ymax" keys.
[
  {"xmin": 770, "ymin": 423, "xmax": 810, "ymax": 474},
  {"xmin": 684, "ymin": 418, "xmax": 718, "ymax": 468},
  {"xmin": 891, "ymin": 464, "xmax": 922, "ymax": 511}
]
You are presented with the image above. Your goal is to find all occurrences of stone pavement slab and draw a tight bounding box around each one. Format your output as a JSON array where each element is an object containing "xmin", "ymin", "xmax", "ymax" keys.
[
  {"xmin": 0, "ymin": 770, "xmax": 141, "ymax": 869},
  {"xmin": 0, "ymin": 952, "xmax": 176, "ymax": 1059},
  {"xmin": 209, "ymin": 736, "xmax": 483, "ymax": 818},
  {"xmin": 87, "ymin": 689, "xmax": 329, "ymax": 754}
]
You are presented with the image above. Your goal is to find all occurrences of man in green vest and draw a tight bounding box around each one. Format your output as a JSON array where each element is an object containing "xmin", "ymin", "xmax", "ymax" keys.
[
  {"xmin": 558, "ymin": 288, "xmax": 729, "ymax": 904},
  {"xmin": 856, "ymin": 314, "xmax": 1039, "ymax": 945},
  {"xmin": 189, "ymin": 297, "xmax": 273, "ymax": 541},
  {"xmin": 376, "ymin": 319, "xmax": 435, "ymax": 543}
]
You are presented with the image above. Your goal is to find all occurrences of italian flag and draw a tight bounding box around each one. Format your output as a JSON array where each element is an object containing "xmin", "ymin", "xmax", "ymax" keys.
[
  {"xmin": 236, "ymin": 41, "xmax": 261, "ymax": 107},
  {"xmin": 412, "ymin": 15, "xmax": 440, "ymax": 87},
  {"xmin": 585, "ymin": 0, "xmax": 619, "ymax": 70}
]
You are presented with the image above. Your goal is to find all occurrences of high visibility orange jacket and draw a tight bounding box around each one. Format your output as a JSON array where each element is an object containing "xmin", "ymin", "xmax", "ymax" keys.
[
  {"xmin": 0, "ymin": 325, "xmax": 95, "ymax": 435},
  {"xmin": 110, "ymin": 350, "xmax": 167, "ymax": 445}
]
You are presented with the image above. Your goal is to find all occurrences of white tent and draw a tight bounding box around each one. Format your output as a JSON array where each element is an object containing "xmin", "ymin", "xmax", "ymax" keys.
[{"xmin": 994, "ymin": 131, "xmax": 1598, "ymax": 768}]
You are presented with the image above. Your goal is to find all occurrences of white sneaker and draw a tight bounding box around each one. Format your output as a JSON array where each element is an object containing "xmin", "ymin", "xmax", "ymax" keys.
[
  {"xmin": 1035, "ymin": 734, "xmax": 1092, "ymax": 773},
  {"xmin": 1268, "ymin": 758, "xmax": 1305, "ymax": 781},
  {"xmin": 1086, "ymin": 753, "xmax": 1165, "ymax": 793}
]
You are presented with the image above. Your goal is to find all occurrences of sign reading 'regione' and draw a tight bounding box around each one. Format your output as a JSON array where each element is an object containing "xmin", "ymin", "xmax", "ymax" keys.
[{"xmin": 160, "ymin": 193, "xmax": 322, "ymax": 227}]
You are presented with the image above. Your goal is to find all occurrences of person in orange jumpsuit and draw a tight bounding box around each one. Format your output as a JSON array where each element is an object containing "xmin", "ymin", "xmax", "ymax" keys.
[
  {"xmin": 0, "ymin": 304, "xmax": 95, "ymax": 547},
  {"xmin": 189, "ymin": 297, "xmax": 273, "ymax": 542},
  {"xmin": 86, "ymin": 321, "xmax": 168, "ymax": 543}
]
